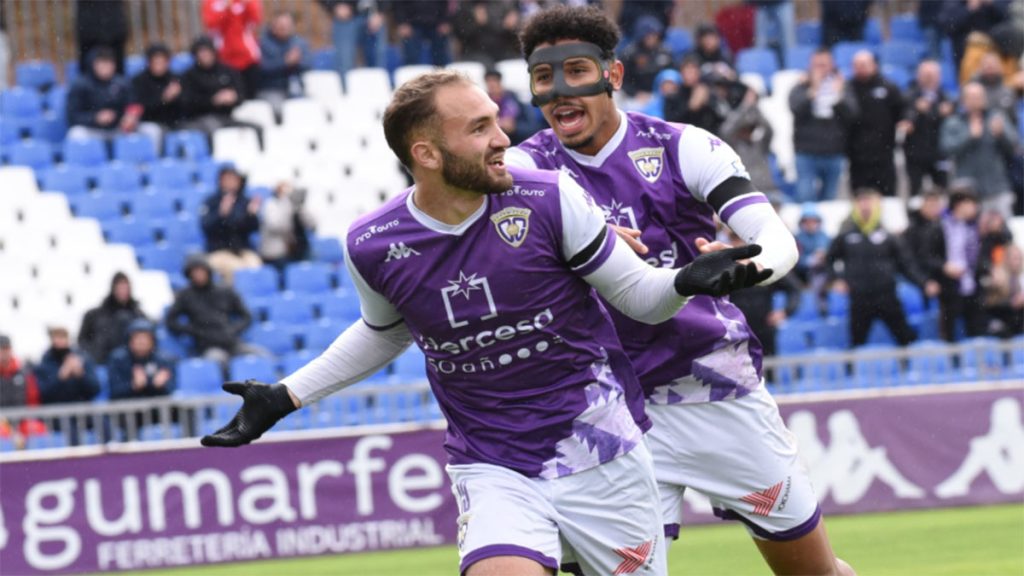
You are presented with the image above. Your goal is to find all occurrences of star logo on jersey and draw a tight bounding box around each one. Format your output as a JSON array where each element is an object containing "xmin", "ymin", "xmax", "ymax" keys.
[
  {"xmin": 600, "ymin": 199, "xmax": 639, "ymax": 229},
  {"xmin": 490, "ymin": 207, "xmax": 531, "ymax": 248},
  {"xmin": 441, "ymin": 271, "xmax": 498, "ymax": 328},
  {"xmin": 627, "ymin": 147, "xmax": 664, "ymax": 183},
  {"xmin": 613, "ymin": 539, "xmax": 654, "ymax": 575},
  {"xmin": 740, "ymin": 480, "xmax": 784, "ymax": 516},
  {"xmin": 384, "ymin": 242, "xmax": 420, "ymax": 262}
]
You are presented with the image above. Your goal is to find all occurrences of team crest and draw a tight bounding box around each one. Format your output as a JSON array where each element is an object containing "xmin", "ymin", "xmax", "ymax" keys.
[
  {"xmin": 627, "ymin": 147, "xmax": 664, "ymax": 183},
  {"xmin": 490, "ymin": 207, "xmax": 531, "ymax": 248}
]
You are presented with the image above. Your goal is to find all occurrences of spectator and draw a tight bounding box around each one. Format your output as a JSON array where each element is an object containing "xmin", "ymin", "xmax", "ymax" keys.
[
  {"xmin": 131, "ymin": 43, "xmax": 184, "ymax": 133},
  {"xmin": 200, "ymin": 165, "xmax": 262, "ymax": 284},
  {"xmin": 748, "ymin": 0, "xmax": 795, "ymax": 65},
  {"xmin": 847, "ymin": 50, "xmax": 904, "ymax": 197},
  {"xmin": 202, "ymin": 0, "xmax": 264, "ymax": 99},
  {"xmin": 258, "ymin": 10, "xmax": 311, "ymax": 118},
  {"xmin": 939, "ymin": 187, "xmax": 985, "ymax": 341},
  {"xmin": 259, "ymin": 181, "xmax": 313, "ymax": 269},
  {"xmin": 663, "ymin": 56, "xmax": 721, "ymax": 132},
  {"xmin": 972, "ymin": 52, "xmax": 1019, "ymax": 122},
  {"xmin": 76, "ymin": 0, "xmax": 127, "ymax": 75},
  {"xmin": 640, "ymin": 68, "xmax": 682, "ymax": 119},
  {"xmin": 34, "ymin": 324, "xmax": 102, "ymax": 446},
  {"xmin": 918, "ymin": 0, "xmax": 946, "ymax": 58},
  {"xmin": 940, "ymin": 82, "xmax": 1018, "ymax": 216},
  {"xmin": 825, "ymin": 188, "xmax": 938, "ymax": 347},
  {"xmin": 0, "ymin": 334, "xmax": 42, "ymax": 450},
  {"xmin": 789, "ymin": 48, "xmax": 858, "ymax": 202},
  {"xmin": 693, "ymin": 23, "xmax": 734, "ymax": 75},
  {"xmin": 78, "ymin": 271, "xmax": 147, "ymax": 365},
  {"xmin": 66, "ymin": 46, "xmax": 160, "ymax": 147},
  {"xmin": 620, "ymin": 15, "xmax": 675, "ymax": 100},
  {"xmin": 392, "ymin": 1, "xmax": 453, "ymax": 67},
  {"xmin": 976, "ymin": 208, "xmax": 1014, "ymax": 288},
  {"xmin": 180, "ymin": 37, "xmax": 249, "ymax": 136},
  {"xmin": 980, "ymin": 243, "xmax": 1024, "ymax": 337},
  {"xmin": 453, "ymin": 1, "xmax": 521, "ymax": 68},
  {"xmin": 718, "ymin": 86, "xmax": 776, "ymax": 195},
  {"xmin": 318, "ymin": 0, "xmax": 387, "ymax": 92},
  {"xmin": 938, "ymin": 0, "xmax": 1007, "ymax": 71},
  {"xmin": 107, "ymin": 319, "xmax": 178, "ymax": 439},
  {"xmin": 820, "ymin": 0, "xmax": 872, "ymax": 47},
  {"xmin": 904, "ymin": 189, "xmax": 950, "ymax": 294},
  {"xmin": 166, "ymin": 255, "xmax": 265, "ymax": 369},
  {"xmin": 793, "ymin": 203, "xmax": 832, "ymax": 288},
  {"xmin": 484, "ymin": 69, "xmax": 534, "ymax": 144},
  {"xmin": 900, "ymin": 60, "xmax": 955, "ymax": 197},
  {"xmin": 618, "ymin": 0, "xmax": 673, "ymax": 36}
]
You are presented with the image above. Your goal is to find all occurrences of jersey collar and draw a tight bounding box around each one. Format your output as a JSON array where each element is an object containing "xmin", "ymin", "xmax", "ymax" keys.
[
  {"xmin": 561, "ymin": 109, "xmax": 628, "ymax": 168},
  {"xmin": 405, "ymin": 189, "xmax": 489, "ymax": 236}
]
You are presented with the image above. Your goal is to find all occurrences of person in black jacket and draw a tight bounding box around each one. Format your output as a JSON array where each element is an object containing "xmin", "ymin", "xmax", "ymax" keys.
[
  {"xmin": 78, "ymin": 271, "xmax": 147, "ymax": 365},
  {"xmin": 392, "ymin": 0, "xmax": 453, "ymax": 66},
  {"xmin": 131, "ymin": 43, "xmax": 183, "ymax": 130},
  {"xmin": 76, "ymin": 0, "xmax": 127, "ymax": 75},
  {"xmin": 789, "ymin": 48, "xmax": 859, "ymax": 202},
  {"xmin": 846, "ymin": 50, "xmax": 904, "ymax": 197},
  {"xmin": 107, "ymin": 319, "xmax": 179, "ymax": 439},
  {"xmin": 35, "ymin": 325, "xmax": 101, "ymax": 445},
  {"xmin": 664, "ymin": 56, "xmax": 723, "ymax": 132},
  {"xmin": 66, "ymin": 46, "xmax": 160, "ymax": 145},
  {"xmin": 899, "ymin": 60, "xmax": 954, "ymax": 196},
  {"xmin": 180, "ymin": 36, "xmax": 252, "ymax": 136},
  {"xmin": 619, "ymin": 15, "xmax": 675, "ymax": 100},
  {"xmin": 825, "ymin": 188, "xmax": 940, "ymax": 347},
  {"xmin": 200, "ymin": 165, "xmax": 262, "ymax": 285},
  {"xmin": 166, "ymin": 255, "xmax": 267, "ymax": 370},
  {"xmin": 903, "ymin": 189, "xmax": 949, "ymax": 290}
]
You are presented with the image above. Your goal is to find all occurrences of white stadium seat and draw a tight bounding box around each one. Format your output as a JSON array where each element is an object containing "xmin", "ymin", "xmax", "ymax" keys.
[
  {"xmin": 282, "ymin": 97, "xmax": 330, "ymax": 139},
  {"xmin": 0, "ymin": 166, "xmax": 40, "ymax": 201},
  {"xmin": 303, "ymin": 70, "xmax": 344, "ymax": 104},
  {"xmin": 344, "ymin": 67, "xmax": 391, "ymax": 99},
  {"xmin": 495, "ymin": 58, "xmax": 532, "ymax": 104},
  {"xmin": 740, "ymin": 72, "xmax": 766, "ymax": 96},
  {"xmin": 212, "ymin": 126, "xmax": 262, "ymax": 173},
  {"xmin": 393, "ymin": 64, "xmax": 436, "ymax": 89},
  {"xmin": 448, "ymin": 61, "xmax": 486, "ymax": 87},
  {"xmin": 232, "ymin": 99, "xmax": 277, "ymax": 131}
]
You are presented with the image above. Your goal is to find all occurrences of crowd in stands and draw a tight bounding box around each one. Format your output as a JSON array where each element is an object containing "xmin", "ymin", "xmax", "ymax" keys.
[{"xmin": 1, "ymin": 0, "xmax": 1023, "ymax": 449}]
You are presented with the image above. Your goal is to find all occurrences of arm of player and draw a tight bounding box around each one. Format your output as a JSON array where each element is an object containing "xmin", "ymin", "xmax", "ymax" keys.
[{"xmin": 678, "ymin": 127, "xmax": 798, "ymax": 284}]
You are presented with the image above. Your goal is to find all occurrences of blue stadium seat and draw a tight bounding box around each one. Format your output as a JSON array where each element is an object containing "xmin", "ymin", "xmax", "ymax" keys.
[
  {"xmin": 126, "ymin": 54, "xmax": 147, "ymax": 77},
  {"xmin": 245, "ymin": 295, "xmax": 275, "ymax": 324},
  {"xmin": 303, "ymin": 320, "xmax": 341, "ymax": 352},
  {"xmin": 113, "ymin": 133, "xmax": 158, "ymax": 164},
  {"xmin": 44, "ymin": 85, "xmax": 67, "ymax": 113},
  {"xmin": 735, "ymin": 48, "xmax": 779, "ymax": 88},
  {"xmin": 153, "ymin": 213, "xmax": 204, "ymax": 246},
  {"xmin": 156, "ymin": 326, "xmax": 190, "ymax": 360},
  {"xmin": 1010, "ymin": 336, "xmax": 1024, "ymax": 379},
  {"xmin": 866, "ymin": 321, "xmax": 897, "ymax": 346},
  {"xmin": 40, "ymin": 165, "xmax": 91, "ymax": 195},
  {"xmin": 30, "ymin": 114, "xmax": 67, "ymax": 143},
  {"xmin": 280, "ymin": 349, "xmax": 318, "ymax": 376},
  {"xmin": 784, "ymin": 45, "xmax": 815, "ymax": 71},
  {"xmin": 106, "ymin": 218, "xmax": 156, "ymax": 246},
  {"xmin": 234, "ymin": 266, "xmax": 280, "ymax": 300},
  {"xmin": 311, "ymin": 48, "xmax": 335, "ymax": 71},
  {"xmin": 864, "ymin": 17, "xmax": 883, "ymax": 45},
  {"xmin": 792, "ymin": 291, "xmax": 822, "ymax": 321},
  {"xmin": 881, "ymin": 65, "xmax": 912, "ymax": 89},
  {"xmin": 98, "ymin": 161, "xmax": 144, "ymax": 192},
  {"xmin": 268, "ymin": 294, "xmax": 316, "ymax": 325},
  {"xmin": 664, "ymin": 27, "xmax": 694, "ymax": 59},
  {"xmin": 176, "ymin": 358, "xmax": 223, "ymax": 396},
  {"xmin": 248, "ymin": 323, "xmax": 298, "ymax": 355},
  {"xmin": 832, "ymin": 42, "xmax": 873, "ymax": 73},
  {"xmin": 148, "ymin": 158, "xmax": 194, "ymax": 188},
  {"xmin": 851, "ymin": 344, "xmax": 901, "ymax": 387},
  {"xmin": 311, "ymin": 236, "xmax": 344, "ymax": 263},
  {"xmin": 777, "ymin": 321, "xmax": 812, "ymax": 356},
  {"xmin": 15, "ymin": 60, "xmax": 57, "ymax": 91},
  {"xmin": 170, "ymin": 53, "xmax": 194, "ymax": 75},
  {"xmin": 72, "ymin": 193, "xmax": 124, "ymax": 221},
  {"xmin": 796, "ymin": 21, "xmax": 821, "ymax": 46},
  {"xmin": 391, "ymin": 347, "xmax": 427, "ymax": 382},
  {"xmin": 128, "ymin": 191, "xmax": 178, "ymax": 219},
  {"xmin": 812, "ymin": 317, "xmax": 850, "ymax": 350},
  {"xmin": 896, "ymin": 282, "xmax": 925, "ymax": 316},
  {"xmin": 909, "ymin": 309, "xmax": 940, "ymax": 341},
  {"xmin": 63, "ymin": 137, "xmax": 108, "ymax": 166},
  {"xmin": 906, "ymin": 340, "xmax": 953, "ymax": 384},
  {"xmin": 879, "ymin": 41, "xmax": 924, "ymax": 72},
  {"xmin": 1, "ymin": 117, "xmax": 24, "ymax": 144},
  {"xmin": 797, "ymin": 352, "xmax": 847, "ymax": 392},
  {"xmin": 826, "ymin": 290, "xmax": 849, "ymax": 319},
  {"xmin": 9, "ymin": 139, "xmax": 54, "ymax": 170},
  {"xmin": 285, "ymin": 262, "xmax": 333, "ymax": 294},
  {"xmin": 137, "ymin": 244, "xmax": 186, "ymax": 275},
  {"xmin": 164, "ymin": 130, "xmax": 210, "ymax": 160},
  {"xmin": 890, "ymin": 14, "xmax": 922, "ymax": 43},
  {"xmin": 1, "ymin": 87, "xmax": 43, "ymax": 118},
  {"xmin": 63, "ymin": 60, "xmax": 79, "ymax": 84},
  {"xmin": 229, "ymin": 355, "xmax": 278, "ymax": 382},
  {"xmin": 957, "ymin": 336, "xmax": 1004, "ymax": 381},
  {"xmin": 195, "ymin": 159, "xmax": 226, "ymax": 188},
  {"xmin": 316, "ymin": 290, "xmax": 362, "ymax": 323}
]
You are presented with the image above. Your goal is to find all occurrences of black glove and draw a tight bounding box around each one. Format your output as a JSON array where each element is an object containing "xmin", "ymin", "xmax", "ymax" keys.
[
  {"xmin": 674, "ymin": 244, "xmax": 773, "ymax": 297},
  {"xmin": 200, "ymin": 380, "xmax": 297, "ymax": 447}
]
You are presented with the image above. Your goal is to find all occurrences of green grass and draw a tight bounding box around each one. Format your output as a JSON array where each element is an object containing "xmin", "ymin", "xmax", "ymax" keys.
[{"xmin": 123, "ymin": 504, "xmax": 1024, "ymax": 576}]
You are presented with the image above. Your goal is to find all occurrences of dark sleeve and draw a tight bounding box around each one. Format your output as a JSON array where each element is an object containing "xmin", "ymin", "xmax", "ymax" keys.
[
  {"xmin": 824, "ymin": 233, "xmax": 846, "ymax": 281},
  {"xmin": 162, "ymin": 356, "xmax": 178, "ymax": 395},
  {"xmin": 229, "ymin": 290, "xmax": 253, "ymax": 335},
  {"xmin": 779, "ymin": 274, "xmax": 803, "ymax": 317},
  {"xmin": 165, "ymin": 295, "xmax": 195, "ymax": 337},
  {"xmin": 788, "ymin": 83, "xmax": 811, "ymax": 118},
  {"xmin": 79, "ymin": 354, "xmax": 101, "ymax": 402},
  {"xmin": 706, "ymin": 177, "xmax": 757, "ymax": 213},
  {"xmin": 180, "ymin": 71, "xmax": 215, "ymax": 116},
  {"xmin": 106, "ymin": 350, "xmax": 132, "ymax": 400},
  {"xmin": 66, "ymin": 82, "xmax": 95, "ymax": 127},
  {"xmin": 78, "ymin": 309, "xmax": 97, "ymax": 355},
  {"xmin": 892, "ymin": 236, "xmax": 929, "ymax": 288},
  {"xmin": 200, "ymin": 195, "xmax": 220, "ymax": 234},
  {"xmin": 33, "ymin": 356, "xmax": 61, "ymax": 403}
]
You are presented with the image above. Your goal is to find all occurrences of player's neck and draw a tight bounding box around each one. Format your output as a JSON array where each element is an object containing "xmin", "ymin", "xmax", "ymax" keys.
[
  {"xmin": 572, "ymin": 107, "xmax": 622, "ymax": 157},
  {"xmin": 411, "ymin": 181, "xmax": 486, "ymax": 225}
]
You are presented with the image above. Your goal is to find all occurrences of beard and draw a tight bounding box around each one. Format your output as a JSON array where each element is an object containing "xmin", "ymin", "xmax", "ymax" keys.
[{"xmin": 440, "ymin": 145, "xmax": 512, "ymax": 195}]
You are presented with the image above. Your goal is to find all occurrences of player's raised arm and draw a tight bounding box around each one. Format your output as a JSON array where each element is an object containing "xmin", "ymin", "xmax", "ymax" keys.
[
  {"xmin": 557, "ymin": 172, "xmax": 770, "ymax": 324},
  {"xmin": 201, "ymin": 244, "xmax": 414, "ymax": 448}
]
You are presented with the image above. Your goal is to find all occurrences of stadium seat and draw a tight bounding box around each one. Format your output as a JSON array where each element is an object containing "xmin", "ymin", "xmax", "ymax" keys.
[
  {"xmin": 232, "ymin": 99, "xmax": 277, "ymax": 131},
  {"xmin": 63, "ymin": 137, "xmax": 108, "ymax": 166},
  {"xmin": 135, "ymin": 244, "xmax": 185, "ymax": 275},
  {"xmin": 98, "ymin": 161, "xmax": 143, "ymax": 192},
  {"xmin": 170, "ymin": 52, "xmax": 194, "ymax": 74},
  {"xmin": 826, "ymin": 290, "xmax": 849, "ymax": 319},
  {"xmin": 879, "ymin": 41, "xmax": 925, "ymax": 73},
  {"xmin": 15, "ymin": 60, "xmax": 57, "ymax": 91},
  {"xmin": 9, "ymin": 139, "xmax": 54, "ymax": 170},
  {"xmin": 735, "ymin": 48, "xmax": 779, "ymax": 89},
  {"xmin": 866, "ymin": 321, "xmax": 897, "ymax": 346},
  {"xmin": 44, "ymin": 85, "xmax": 67, "ymax": 113},
  {"xmin": 495, "ymin": 59, "xmax": 531, "ymax": 104},
  {"xmin": 282, "ymin": 98, "xmax": 329, "ymax": 138},
  {"xmin": 906, "ymin": 340, "xmax": 953, "ymax": 384},
  {"xmin": 248, "ymin": 323, "xmax": 298, "ymax": 355},
  {"xmin": 212, "ymin": 126, "xmax": 261, "ymax": 173},
  {"xmin": 957, "ymin": 337, "xmax": 1004, "ymax": 380},
  {"xmin": 882, "ymin": 65, "xmax": 912, "ymax": 89},
  {"xmin": 797, "ymin": 352, "xmax": 848, "ymax": 392},
  {"xmin": 313, "ymin": 290, "xmax": 360, "ymax": 323},
  {"xmin": 281, "ymin": 349, "xmax": 319, "ymax": 377},
  {"xmin": 795, "ymin": 21, "xmax": 821, "ymax": 46},
  {"xmin": 851, "ymin": 344, "xmax": 901, "ymax": 388},
  {"xmin": 302, "ymin": 70, "xmax": 344, "ymax": 104},
  {"xmin": 664, "ymin": 27, "xmax": 694, "ymax": 59},
  {"xmin": 113, "ymin": 133, "xmax": 158, "ymax": 164},
  {"xmin": 783, "ymin": 45, "xmax": 815, "ymax": 71},
  {"xmin": 153, "ymin": 213, "xmax": 204, "ymax": 247},
  {"xmin": 776, "ymin": 321, "xmax": 811, "ymax": 355},
  {"xmin": 832, "ymin": 42, "xmax": 873, "ymax": 74},
  {"xmin": 344, "ymin": 67, "xmax": 392, "ymax": 97},
  {"xmin": 176, "ymin": 358, "xmax": 222, "ymax": 396},
  {"xmin": 105, "ymin": 218, "xmax": 155, "ymax": 246},
  {"xmin": 391, "ymin": 347, "xmax": 427, "ymax": 382},
  {"xmin": 1, "ymin": 87, "xmax": 43, "ymax": 118},
  {"xmin": 447, "ymin": 61, "xmax": 486, "ymax": 87},
  {"xmin": 300, "ymin": 319, "xmax": 339, "ymax": 352},
  {"xmin": 890, "ymin": 14, "xmax": 923, "ymax": 42},
  {"xmin": 284, "ymin": 261, "xmax": 333, "ymax": 294},
  {"xmin": 126, "ymin": 54, "xmax": 146, "ymax": 77},
  {"xmin": 39, "ymin": 165, "xmax": 91, "ymax": 195},
  {"xmin": 268, "ymin": 294, "xmax": 316, "ymax": 325},
  {"xmin": 311, "ymin": 236, "xmax": 344, "ymax": 263},
  {"xmin": 229, "ymin": 355, "xmax": 278, "ymax": 382},
  {"xmin": 311, "ymin": 48, "xmax": 335, "ymax": 71},
  {"xmin": 127, "ymin": 191, "xmax": 178, "ymax": 219},
  {"xmin": 864, "ymin": 17, "xmax": 883, "ymax": 45},
  {"xmin": 394, "ymin": 64, "xmax": 436, "ymax": 89},
  {"xmin": 233, "ymin": 266, "xmax": 280, "ymax": 300},
  {"xmin": 896, "ymin": 282, "xmax": 926, "ymax": 316},
  {"xmin": 164, "ymin": 130, "xmax": 210, "ymax": 160},
  {"xmin": 792, "ymin": 291, "xmax": 822, "ymax": 321},
  {"xmin": 812, "ymin": 317, "xmax": 850, "ymax": 350},
  {"xmin": 147, "ymin": 158, "xmax": 194, "ymax": 189},
  {"xmin": 72, "ymin": 193, "xmax": 124, "ymax": 221},
  {"xmin": 29, "ymin": 114, "xmax": 67, "ymax": 143}
]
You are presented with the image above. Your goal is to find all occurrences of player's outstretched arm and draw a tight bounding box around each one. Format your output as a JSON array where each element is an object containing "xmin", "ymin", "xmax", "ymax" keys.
[{"xmin": 201, "ymin": 380, "xmax": 299, "ymax": 447}]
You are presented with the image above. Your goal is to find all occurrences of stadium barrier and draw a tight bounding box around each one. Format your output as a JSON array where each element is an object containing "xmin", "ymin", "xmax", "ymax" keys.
[{"xmin": 1, "ymin": 380, "xmax": 1021, "ymax": 574}]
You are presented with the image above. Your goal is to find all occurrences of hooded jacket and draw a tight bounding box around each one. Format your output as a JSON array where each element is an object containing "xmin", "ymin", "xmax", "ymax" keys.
[
  {"xmin": 66, "ymin": 48, "xmax": 134, "ymax": 128},
  {"xmin": 826, "ymin": 206, "xmax": 929, "ymax": 296},
  {"xmin": 166, "ymin": 257, "xmax": 253, "ymax": 353},
  {"xmin": 180, "ymin": 38, "xmax": 247, "ymax": 119},
  {"xmin": 78, "ymin": 272, "xmax": 147, "ymax": 364},
  {"xmin": 200, "ymin": 169, "xmax": 260, "ymax": 252},
  {"xmin": 35, "ymin": 346, "xmax": 101, "ymax": 405},
  {"xmin": 131, "ymin": 46, "xmax": 183, "ymax": 126},
  {"xmin": 202, "ymin": 0, "xmax": 263, "ymax": 70},
  {"xmin": 107, "ymin": 320, "xmax": 177, "ymax": 400}
]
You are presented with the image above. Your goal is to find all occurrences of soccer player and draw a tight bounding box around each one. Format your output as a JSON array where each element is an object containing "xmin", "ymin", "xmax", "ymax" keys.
[
  {"xmin": 506, "ymin": 6, "xmax": 856, "ymax": 576},
  {"xmin": 202, "ymin": 70, "xmax": 770, "ymax": 576}
]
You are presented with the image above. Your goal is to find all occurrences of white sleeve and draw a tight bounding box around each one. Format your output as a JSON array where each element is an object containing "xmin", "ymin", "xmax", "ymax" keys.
[
  {"xmin": 558, "ymin": 171, "xmax": 608, "ymax": 262},
  {"xmin": 723, "ymin": 201, "xmax": 799, "ymax": 284},
  {"xmin": 677, "ymin": 126, "xmax": 751, "ymax": 202},
  {"xmin": 344, "ymin": 236, "xmax": 403, "ymax": 328},
  {"xmin": 505, "ymin": 146, "xmax": 539, "ymax": 169},
  {"xmin": 281, "ymin": 321, "xmax": 413, "ymax": 405},
  {"xmin": 582, "ymin": 235, "xmax": 690, "ymax": 324}
]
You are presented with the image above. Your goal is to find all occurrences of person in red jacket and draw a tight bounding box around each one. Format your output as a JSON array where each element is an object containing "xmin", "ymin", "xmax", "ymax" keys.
[
  {"xmin": 202, "ymin": 0, "xmax": 264, "ymax": 98},
  {"xmin": 0, "ymin": 334, "xmax": 45, "ymax": 449}
]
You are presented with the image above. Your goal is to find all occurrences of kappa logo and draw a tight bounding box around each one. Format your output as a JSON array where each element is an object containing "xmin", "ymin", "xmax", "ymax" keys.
[
  {"xmin": 490, "ymin": 207, "xmax": 531, "ymax": 248},
  {"xmin": 384, "ymin": 242, "xmax": 420, "ymax": 262},
  {"xmin": 740, "ymin": 480, "xmax": 784, "ymax": 516},
  {"xmin": 627, "ymin": 147, "xmax": 664, "ymax": 183},
  {"xmin": 613, "ymin": 539, "xmax": 654, "ymax": 575}
]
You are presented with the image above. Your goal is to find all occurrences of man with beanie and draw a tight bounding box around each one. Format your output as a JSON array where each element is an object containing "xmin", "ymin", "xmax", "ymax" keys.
[
  {"xmin": 131, "ymin": 43, "xmax": 184, "ymax": 131},
  {"xmin": 67, "ymin": 46, "xmax": 161, "ymax": 146},
  {"xmin": 180, "ymin": 36, "xmax": 249, "ymax": 135},
  {"xmin": 200, "ymin": 165, "xmax": 263, "ymax": 284},
  {"xmin": 78, "ymin": 271, "xmax": 147, "ymax": 364}
]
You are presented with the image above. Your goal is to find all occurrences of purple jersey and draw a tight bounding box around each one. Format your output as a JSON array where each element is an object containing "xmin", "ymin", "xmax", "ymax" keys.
[
  {"xmin": 508, "ymin": 112, "xmax": 764, "ymax": 404},
  {"xmin": 345, "ymin": 167, "xmax": 649, "ymax": 479}
]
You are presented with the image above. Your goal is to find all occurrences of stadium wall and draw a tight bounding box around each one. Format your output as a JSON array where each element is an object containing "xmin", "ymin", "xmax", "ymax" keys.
[{"xmin": 0, "ymin": 383, "xmax": 1021, "ymax": 575}]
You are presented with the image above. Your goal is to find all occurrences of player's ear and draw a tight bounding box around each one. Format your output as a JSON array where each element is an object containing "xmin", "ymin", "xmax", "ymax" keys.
[
  {"xmin": 411, "ymin": 140, "xmax": 440, "ymax": 171},
  {"xmin": 608, "ymin": 60, "xmax": 625, "ymax": 91}
]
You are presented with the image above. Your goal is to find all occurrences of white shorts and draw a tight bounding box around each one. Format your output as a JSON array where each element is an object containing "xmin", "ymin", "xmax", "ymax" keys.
[
  {"xmin": 447, "ymin": 443, "xmax": 668, "ymax": 576},
  {"xmin": 646, "ymin": 385, "xmax": 821, "ymax": 541}
]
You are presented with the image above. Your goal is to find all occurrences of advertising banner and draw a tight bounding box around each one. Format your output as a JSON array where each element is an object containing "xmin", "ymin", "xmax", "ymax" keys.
[{"xmin": 1, "ymin": 385, "xmax": 1021, "ymax": 574}]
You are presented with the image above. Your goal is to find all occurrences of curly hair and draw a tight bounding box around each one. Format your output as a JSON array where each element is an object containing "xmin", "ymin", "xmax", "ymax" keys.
[{"xmin": 518, "ymin": 5, "xmax": 621, "ymax": 60}]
